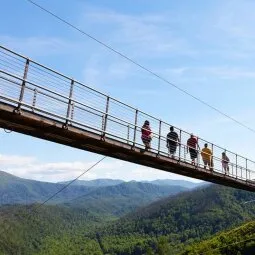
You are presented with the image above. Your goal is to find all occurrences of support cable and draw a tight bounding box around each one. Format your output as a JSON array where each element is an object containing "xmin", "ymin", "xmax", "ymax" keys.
[
  {"xmin": 26, "ymin": 0, "xmax": 255, "ymax": 135},
  {"xmin": 35, "ymin": 156, "xmax": 106, "ymax": 210},
  {"xmin": 0, "ymin": 156, "xmax": 106, "ymax": 236}
]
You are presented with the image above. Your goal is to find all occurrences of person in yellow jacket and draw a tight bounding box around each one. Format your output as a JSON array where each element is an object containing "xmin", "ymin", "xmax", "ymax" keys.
[{"xmin": 201, "ymin": 143, "xmax": 213, "ymax": 170}]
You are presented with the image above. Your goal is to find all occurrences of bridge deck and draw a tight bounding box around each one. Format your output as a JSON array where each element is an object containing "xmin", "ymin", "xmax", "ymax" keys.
[
  {"xmin": 0, "ymin": 103, "xmax": 254, "ymax": 192},
  {"xmin": 0, "ymin": 45, "xmax": 255, "ymax": 192}
]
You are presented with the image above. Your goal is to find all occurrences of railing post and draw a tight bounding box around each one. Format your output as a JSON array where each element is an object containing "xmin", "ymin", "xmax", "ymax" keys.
[
  {"xmin": 17, "ymin": 58, "xmax": 29, "ymax": 111},
  {"xmin": 101, "ymin": 115, "xmax": 105, "ymax": 133},
  {"xmin": 157, "ymin": 120, "xmax": 162, "ymax": 155},
  {"xmin": 127, "ymin": 125, "xmax": 130, "ymax": 143},
  {"xmin": 211, "ymin": 143, "xmax": 214, "ymax": 172},
  {"xmin": 246, "ymin": 158, "xmax": 248, "ymax": 181},
  {"xmin": 32, "ymin": 88, "xmax": 37, "ymax": 112},
  {"xmin": 64, "ymin": 79, "xmax": 74, "ymax": 128},
  {"xmin": 197, "ymin": 137, "xmax": 200, "ymax": 167},
  {"xmin": 132, "ymin": 109, "xmax": 138, "ymax": 148},
  {"xmin": 184, "ymin": 132, "xmax": 186, "ymax": 162},
  {"xmin": 71, "ymin": 102, "xmax": 75, "ymax": 121},
  {"xmin": 235, "ymin": 154, "xmax": 238, "ymax": 179},
  {"xmin": 102, "ymin": 96, "xmax": 110, "ymax": 139},
  {"xmin": 179, "ymin": 129, "xmax": 182, "ymax": 161}
]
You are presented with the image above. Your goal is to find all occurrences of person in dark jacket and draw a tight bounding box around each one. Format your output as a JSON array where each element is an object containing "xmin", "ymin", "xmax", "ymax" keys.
[{"xmin": 166, "ymin": 126, "xmax": 179, "ymax": 158}]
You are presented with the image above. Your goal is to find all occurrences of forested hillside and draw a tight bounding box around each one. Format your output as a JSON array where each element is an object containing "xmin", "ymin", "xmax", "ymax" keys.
[
  {"xmin": 0, "ymin": 184, "xmax": 254, "ymax": 255},
  {"xmin": 181, "ymin": 221, "xmax": 255, "ymax": 255},
  {"xmin": 94, "ymin": 185, "xmax": 255, "ymax": 254},
  {"xmin": 65, "ymin": 182, "xmax": 187, "ymax": 216},
  {"xmin": 0, "ymin": 204, "xmax": 103, "ymax": 255}
]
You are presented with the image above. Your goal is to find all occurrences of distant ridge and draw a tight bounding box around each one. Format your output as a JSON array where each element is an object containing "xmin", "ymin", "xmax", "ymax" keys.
[
  {"xmin": 59, "ymin": 178, "xmax": 203, "ymax": 189},
  {"xmin": 0, "ymin": 170, "xmax": 94, "ymax": 205},
  {"xmin": 59, "ymin": 178, "xmax": 124, "ymax": 187},
  {"xmin": 0, "ymin": 171, "xmax": 189, "ymax": 216},
  {"xmin": 65, "ymin": 181, "xmax": 188, "ymax": 216},
  {"xmin": 141, "ymin": 179, "xmax": 205, "ymax": 189}
]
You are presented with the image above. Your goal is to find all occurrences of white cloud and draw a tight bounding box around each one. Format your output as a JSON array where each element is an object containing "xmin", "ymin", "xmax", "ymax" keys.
[
  {"xmin": 0, "ymin": 154, "xmax": 125, "ymax": 182},
  {"xmin": 215, "ymin": 0, "xmax": 255, "ymax": 40},
  {"xmin": 178, "ymin": 66, "xmax": 255, "ymax": 80},
  {"xmin": 206, "ymin": 67, "xmax": 255, "ymax": 79},
  {"xmin": 0, "ymin": 153, "xmax": 200, "ymax": 183},
  {"xmin": 0, "ymin": 35, "xmax": 80, "ymax": 58},
  {"xmin": 77, "ymin": 7, "xmax": 196, "ymax": 90},
  {"xmin": 0, "ymin": 154, "xmax": 36, "ymax": 166},
  {"xmin": 81, "ymin": 7, "xmax": 195, "ymax": 58},
  {"xmin": 193, "ymin": 0, "xmax": 255, "ymax": 60},
  {"xmin": 82, "ymin": 58, "xmax": 133, "ymax": 87}
]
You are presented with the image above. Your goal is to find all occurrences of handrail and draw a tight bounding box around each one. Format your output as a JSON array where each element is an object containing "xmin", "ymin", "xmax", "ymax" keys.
[{"xmin": 0, "ymin": 45, "xmax": 255, "ymax": 186}]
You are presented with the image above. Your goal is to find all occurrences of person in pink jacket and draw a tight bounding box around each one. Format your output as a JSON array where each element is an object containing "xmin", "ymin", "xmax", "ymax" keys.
[{"xmin": 141, "ymin": 120, "xmax": 152, "ymax": 151}]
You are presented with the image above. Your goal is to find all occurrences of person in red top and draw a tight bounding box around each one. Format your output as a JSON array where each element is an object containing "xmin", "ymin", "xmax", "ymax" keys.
[
  {"xmin": 141, "ymin": 120, "xmax": 152, "ymax": 151},
  {"xmin": 187, "ymin": 134, "xmax": 200, "ymax": 165}
]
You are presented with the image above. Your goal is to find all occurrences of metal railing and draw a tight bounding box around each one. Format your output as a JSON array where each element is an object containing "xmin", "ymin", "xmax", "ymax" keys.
[{"xmin": 0, "ymin": 45, "xmax": 255, "ymax": 185}]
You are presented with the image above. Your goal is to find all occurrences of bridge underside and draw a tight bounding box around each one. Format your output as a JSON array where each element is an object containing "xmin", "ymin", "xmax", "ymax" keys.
[{"xmin": 0, "ymin": 102, "xmax": 254, "ymax": 192}]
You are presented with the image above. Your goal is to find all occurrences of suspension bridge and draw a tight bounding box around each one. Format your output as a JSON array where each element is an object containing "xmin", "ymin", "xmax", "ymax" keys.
[{"xmin": 0, "ymin": 45, "xmax": 254, "ymax": 192}]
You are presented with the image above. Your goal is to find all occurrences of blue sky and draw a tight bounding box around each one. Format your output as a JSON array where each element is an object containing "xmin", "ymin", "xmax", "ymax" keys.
[{"xmin": 1, "ymin": 0, "xmax": 255, "ymax": 182}]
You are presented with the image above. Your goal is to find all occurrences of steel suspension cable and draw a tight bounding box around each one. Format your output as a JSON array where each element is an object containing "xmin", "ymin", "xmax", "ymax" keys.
[
  {"xmin": 0, "ymin": 156, "xmax": 107, "ymax": 236},
  {"xmin": 25, "ymin": 0, "xmax": 255, "ymax": 135},
  {"xmin": 35, "ymin": 156, "xmax": 107, "ymax": 210}
]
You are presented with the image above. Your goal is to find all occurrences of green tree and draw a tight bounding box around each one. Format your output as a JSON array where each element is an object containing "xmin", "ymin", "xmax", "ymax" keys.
[
  {"xmin": 146, "ymin": 247, "xmax": 154, "ymax": 255},
  {"xmin": 157, "ymin": 236, "xmax": 171, "ymax": 255}
]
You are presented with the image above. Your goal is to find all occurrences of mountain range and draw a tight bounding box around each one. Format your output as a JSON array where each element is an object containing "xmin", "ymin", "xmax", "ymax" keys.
[
  {"xmin": 59, "ymin": 178, "xmax": 204, "ymax": 189},
  {"xmin": 64, "ymin": 181, "xmax": 188, "ymax": 216},
  {"xmin": 0, "ymin": 182, "xmax": 254, "ymax": 255},
  {"xmin": 1, "ymin": 170, "xmax": 254, "ymax": 254},
  {"xmin": 0, "ymin": 171, "xmax": 197, "ymax": 216},
  {"xmin": 59, "ymin": 178, "xmax": 124, "ymax": 187},
  {"xmin": 0, "ymin": 170, "xmax": 94, "ymax": 205}
]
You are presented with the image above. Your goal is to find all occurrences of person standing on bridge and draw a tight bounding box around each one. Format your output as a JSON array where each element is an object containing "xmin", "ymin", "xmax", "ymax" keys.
[
  {"xmin": 166, "ymin": 126, "xmax": 179, "ymax": 158},
  {"xmin": 187, "ymin": 134, "xmax": 200, "ymax": 165},
  {"xmin": 201, "ymin": 143, "xmax": 213, "ymax": 170},
  {"xmin": 141, "ymin": 120, "xmax": 152, "ymax": 151},
  {"xmin": 222, "ymin": 152, "xmax": 230, "ymax": 174}
]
